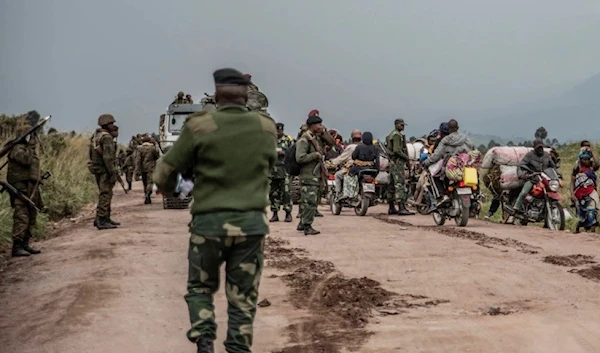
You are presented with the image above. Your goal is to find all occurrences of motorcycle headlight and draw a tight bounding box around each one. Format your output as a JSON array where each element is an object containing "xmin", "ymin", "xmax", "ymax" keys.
[{"xmin": 549, "ymin": 180, "xmax": 559, "ymax": 192}]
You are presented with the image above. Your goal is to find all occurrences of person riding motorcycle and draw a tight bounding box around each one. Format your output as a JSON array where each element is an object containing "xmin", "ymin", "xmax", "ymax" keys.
[
  {"xmin": 414, "ymin": 129, "xmax": 439, "ymax": 207},
  {"xmin": 326, "ymin": 130, "xmax": 363, "ymax": 201},
  {"xmin": 422, "ymin": 119, "xmax": 474, "ymax": 205},
  {"xmin": 508, "ymin": 139, "xmax": 556, "ymax": 214}
]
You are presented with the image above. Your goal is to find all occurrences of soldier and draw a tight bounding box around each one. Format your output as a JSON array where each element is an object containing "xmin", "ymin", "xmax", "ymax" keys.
[
  {"xmin": 173, "ymin": 91, "xmax": 187, "ymax": 104},
  {"xmin": 186, "ymin": 94, "xmax": 194, "ymax": 103},
  {"xmin": 138, "ymin": 135, "xmax": 160, "ymax": 204},
  {"xmin": 269, "ymin": 123, "xmax": 294, "ymax": 223},
  {"xmin": 7, "ymin": 123, "xmax": 43, "ymax": 257},
  {"xmin": 243, "ymin": 73, "xmax": 259, "ymax": 92},
  {"xmin": 153, "ymin": 68, "xmax": 276, "ymax": 353},
  {"xmin": 118, "ymin": 149, "xmax": 126, "ymax": 175},
  {"xmin": 89, "ymin": 114, "xmax": 120, "ymax": 229},
  {"xmin": 385, "ymin": 118, "xmax": 415, "ymax": 216},
  {"xmin": 124, "ymin": 147, "xmax": 135, "ymax": 191},
  {"xmin": 295, "ymin": 111, "xmax": 335, "ymax": 235}
]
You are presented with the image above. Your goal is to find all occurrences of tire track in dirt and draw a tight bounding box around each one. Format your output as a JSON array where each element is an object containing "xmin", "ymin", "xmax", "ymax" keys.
[{"xmin": 265, "ymin": 237, "xmax": 449, "ymax": 353}]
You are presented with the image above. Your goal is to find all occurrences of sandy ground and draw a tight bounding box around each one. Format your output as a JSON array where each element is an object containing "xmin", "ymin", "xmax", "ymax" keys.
[{"xmin": 1, "ymin": 181, "xmax": 600, "ymax": 353}]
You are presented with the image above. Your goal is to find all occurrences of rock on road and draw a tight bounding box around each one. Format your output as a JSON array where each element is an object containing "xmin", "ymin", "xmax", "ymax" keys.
[{"xmin": 1, "ymin": 182, "xmax": 600, "ymax": 353}]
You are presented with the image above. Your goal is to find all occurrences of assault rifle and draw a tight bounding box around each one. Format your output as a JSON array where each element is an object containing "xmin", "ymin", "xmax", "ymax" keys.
[
  {"xmin": 0, "ymin": 171, "xmax": 52, "ymax": 212},
  {"xmin": 0, "ymin": 115, "xmax": 51, "ymax": 159}
]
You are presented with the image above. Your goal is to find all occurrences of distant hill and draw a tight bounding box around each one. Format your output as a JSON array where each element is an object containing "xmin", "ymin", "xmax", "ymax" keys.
[{"xmin": 463, "ymin": 131, "xmax": 527, "ymax": 148}]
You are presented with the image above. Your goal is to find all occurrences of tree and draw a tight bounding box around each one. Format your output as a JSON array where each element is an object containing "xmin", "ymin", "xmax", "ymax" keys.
[
  {"xmin": 48, "ymin": 127, "xmax": 58, "ymax": 134},
  {"xmin": 523, "ymin": 140, "xmax": 533, "ymax": 147},
  {"xmin": 477, "ymin": 144, "xmax": 488, "ymax": 154},
  {"xmin": 534, "ymin": 126, "xmax": 548, "ymax": 140},
  {"xmin": 507, "ymin": 141, "xmax": 515, "ymax": 146},
  {"xmin": 551, "ymin": 138, "xmax": 559, "ymax": 147},
  {"xmin": 487, "ymin": 140, "xmax": 500, "ymax": 150}
]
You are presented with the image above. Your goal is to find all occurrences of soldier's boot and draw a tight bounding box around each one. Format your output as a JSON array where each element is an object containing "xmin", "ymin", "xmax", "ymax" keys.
[
  {"xmin": 388, "ymin": 201, "xmax": 398, "ymax": 215},
  {"xmin": 144, "ymin": 192, "xmax": 152, "ymax": 204},
  {"xmin": 23, "ymin": 232, "xmax": 41, "ymax": 254},
  {"xmin": 397, "ymin": 204, "xmax": 415, "ymax": 216},
  {"xmin": 296, "ymin": 223, "xmax": 306, "ymax": 232},
  {"xmin": 12, "ymin": 240, "xmax": 31, "ymax": 257},
  {"xmin": 108, "ymin": 218, "xmax": 121, "ymax": 226},
  {"xmin": 284, "ymin": 211, "xmax": 293, "ymax": 223},
  {"xmin": 196, "ymin": 337, "xmax": 214, "ymax": 353},
  {"xmin": 127, "ymin": 183, "xmax": 132, "ymax": 191},
  {"xmin": 304, "ymin": 226, "xmax": 321, "ymax": 235},
  {"xmin": 93, "ymin": 217, "xmax": 98, "ymax": 227},
  {"xmin": 315, "ymin": 210, "xmax": 324, "ymax": 217},
  {"xmin": 97, "ymin": 218, "xmax": 118, "ymax": 230},
  {"xmin": 269, "ymin": 212, "xmax": 279, "ymax": 222}
]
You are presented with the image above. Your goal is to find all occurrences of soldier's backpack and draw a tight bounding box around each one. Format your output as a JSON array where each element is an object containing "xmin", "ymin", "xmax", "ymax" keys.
[{"xmin": 284, "ymin": 143, "xmax": 301, "ymax": 176}]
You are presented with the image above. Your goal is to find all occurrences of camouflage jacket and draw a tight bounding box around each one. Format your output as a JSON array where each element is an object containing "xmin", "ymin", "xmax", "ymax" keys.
[
  {"xmin": 153, "ymin": 104, "xmax": 277, "ymax": 236},
  {"xmin": 124, "ymin": 153, "xmax": 135, "ymax": 170},
  {"xmin": 88, "ymin": 129, "xmax": 117, "ymax": 175},
  {"xmin": 138, "ymin": 142, "xmax": 160, "ymax": 173},
  {"xmin": 271, "ymin": 135, "xmax": 293, "ymax": 179},
  {"xmin": 295, "ymin": 130, "xmax": 335, "ymax": 184},
  {"xmin": 7, "ymin": 141, "xmax": 40, "ymax": 185},
  {"xmin": 386, "ymin": 129, "xmax": 409, "ymax": 162}
]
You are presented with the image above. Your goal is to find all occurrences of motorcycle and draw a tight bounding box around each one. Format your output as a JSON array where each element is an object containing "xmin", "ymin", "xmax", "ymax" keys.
[
  {"xmin": 501, "ymin": 167, "xmax": 565, "ymax": 230},
  {"xmin": 330, "ymin": 169, "xmax": 379, "ymax": 216}
]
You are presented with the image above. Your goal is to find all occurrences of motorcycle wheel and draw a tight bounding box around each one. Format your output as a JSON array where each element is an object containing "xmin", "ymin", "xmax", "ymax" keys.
[
  {"xmin": 546, "ymin": 202, "xmax": 565, "ymax": 231},
  {"xmin": 454, "ymin": 197, "xmax": 470, "ymax": 227},
  {"xmin": 330, "ymin": 193, "xmax": 342, "ymax": 215},
  {"xmin": 432, "ymin": 211, "xmax": 446, "ymax": 226},
  {"xmin": 355, "ymin": 196, "xmax": 369, "ymax": 216}
]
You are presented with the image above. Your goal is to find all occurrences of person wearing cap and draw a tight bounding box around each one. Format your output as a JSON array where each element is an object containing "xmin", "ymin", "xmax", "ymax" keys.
[
  {"xmin": 243, "ymin": 73, "xmax": 259, "ymax": 92},
  {"xmin": 269, "ymin": 122, "xmax": 294, "ymax": 223},
  {"xmin": 138, "ymin": 135, "xmax": 160, "ymax": 204},
  {"xmin": 295, "ymin": 111, "xmax": 335, "ymax": 235},
  {"xmin": 327, "ymin": 129, "xmax": 363, "ymax": 202},
  {"xmin": 153, "ymin": 68, "xmax": 277, "ymax": 353},
  {"xmin": 507, "ymin": 139, "xmax": 556, "ymax": 214},
  {"xmin": 385, "ymin": 118, "xmax": 415, "ymax": 215}
]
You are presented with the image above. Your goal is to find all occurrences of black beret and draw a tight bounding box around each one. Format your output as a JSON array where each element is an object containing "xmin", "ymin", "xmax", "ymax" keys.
[
  {"xmin": 394, "ymin": 118, "xmax": 406, "ymax": 125},
  {"xmin": 306, "ymin": 115, "xmax": 323, "ymax": 125},
  {"xmin": 275, "ymin": 123, "xmax": 284, "ymax": 130},
  {"xmin": 213, "ymin": 68, "xmax": 251, "ymax": 86}
]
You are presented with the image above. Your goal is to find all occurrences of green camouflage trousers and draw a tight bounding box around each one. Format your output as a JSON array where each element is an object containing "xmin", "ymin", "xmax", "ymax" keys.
[
  {"xmin": 269, "ymin": 177, "xmax": 292, "ymax": 213},
  {"xmin": 95, "ymin": 173, "xmax": 115, "ymax": 218},
  {"xmin": 300, "ymin": 182, "xmax": 319, "ymax": 226},
  {"xmin": 125, "ymin": 168, "xmax": 133, "ymax": 184},
  {"xmin": 141, "ymin": 172, "xmax": 153, "ymax": 193},
  {"xmin": 185, "ymin": 234, "xmax": 265, "ymax": 353},
  {"xmin": 11, "ymin": 182, "xmax": 40, "ymax": 242},
  {"xmin": 388, "ymin": 161, "xmax": 407, "ymax": 205}
]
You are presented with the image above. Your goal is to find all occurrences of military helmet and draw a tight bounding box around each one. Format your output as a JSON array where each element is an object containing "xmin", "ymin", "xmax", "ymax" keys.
[
  {"xmin": 178, "ymin": 91, "xmax": 184, "ymax": 97},
  {"xmin": 247, "ymin": 90, "xmax": 268, "ymax": 109},
  {"xmin": 98, "ymin": 114, "xmax": 116, "ymax": 126}
]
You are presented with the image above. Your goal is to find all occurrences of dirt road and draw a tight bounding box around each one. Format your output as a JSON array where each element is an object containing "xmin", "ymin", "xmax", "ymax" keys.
[{"xmin": 2, "ymin": 182, "xmax": 600, "ymax": 353}]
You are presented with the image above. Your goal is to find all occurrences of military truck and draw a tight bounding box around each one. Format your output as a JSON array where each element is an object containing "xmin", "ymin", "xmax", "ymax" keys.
[{"xmin": 158, "ymin": 99, "xmax": 215, "ymax": 209}]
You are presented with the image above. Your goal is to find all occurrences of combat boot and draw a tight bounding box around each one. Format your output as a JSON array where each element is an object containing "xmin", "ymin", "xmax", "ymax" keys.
[
  {"xmin": 108, "ymin": 218, "xmax": 121, "ymax": 226},
  {"xmin": 96, "ymin": 218, "xmax": 117, "ymax": 230},
  {"xmin": 397, "ymin": 204, "xmax": 415, "ymax": 216},
  {"xmin": 269, "ymin": 212, "xmax": 279, "ymax": 222},
  {"xmin": 296, "ymin": 223, "xmax": 306, "ymax": 232},
  {"xmin": 196, "ymin": 337, "xmax": 214, "ymax": 353},
  {"xmin": 388, "ymin": 201, "xmax": 398, "ymax": 215},
  {"xmin": 304, "ymin": 226, "xmax": 321, "ymax": 235},
  {"xmin": 284, "ymin": 211, "xmax": 293, "ymax": 222},
  {"xmin": 12, "ymin": 240, "xmax": 31, "ymax": 257},
  {"xmin": 144, "ymin": 192, "xmax": 152, "ymax": 204},
  {"xmin": 23, "ymin": 232, "xmax": 41, "ymax": 254},
  {"xmin": 127, "ymin": 183, "xmax": 132, "ymax": 191}
]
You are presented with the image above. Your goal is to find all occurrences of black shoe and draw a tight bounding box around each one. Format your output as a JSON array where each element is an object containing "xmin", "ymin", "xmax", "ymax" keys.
[
  {"xmin": 128, "ymin": 184, "xmax": 132, "ymax": 191},
  {"xmin": 93, "ymin": 218, "xmax": 98, "ymax": 227},
  {"xmin": 97, "ymin": 218, "xmax": 117, "ymax": 230},
  {"xmin": 315, "ymin": 211, "xmax": 324, "ymax": 217},
  {"xmin": 397, "ymin": 206, "xmax": 415, "ymax": 216},
  {"xmin": 23, "ymin": 244, "xmax": 41, "ymax": 255},
  {"xmin": 196, "ymin": 337, "xmax": 214, "ymax": 353},
  {"xmin": 296, "ymin": 223, "xmax": 306, "ymax": 232},
  {"xmin": 284, "ymin": 212, "xmax": 293, "ymax": 222},
  {"xmin": 388, "ymin": 201, "xmax": 398, "ymax": 215},
  {"xmin": 12, "ymin": 241, "xmax": 31, "ymax": 257},
  {"xmin": 108, "ymin": 218, "xmax": 121, "ymax": 226},
  {"xmin": 304, "ymin": 226, "xmax": 321, "ymax": 235},
  {"xmin": 269, "ymin": 213, "xmax": 279, "ymax": 222},
  {"xmin": 144, "ymin": 194, "xmax": 152, "ymax": 204}
]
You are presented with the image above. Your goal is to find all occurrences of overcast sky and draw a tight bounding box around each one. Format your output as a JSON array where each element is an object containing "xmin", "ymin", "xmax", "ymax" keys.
[{"xmin": 1, "ymin": 0, "xmax": 599, "ymax": 140}]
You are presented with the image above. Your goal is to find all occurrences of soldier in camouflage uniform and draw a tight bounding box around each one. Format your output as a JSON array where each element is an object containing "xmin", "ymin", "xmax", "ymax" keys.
[
  {"xmin": 124, "ymin": 147, "xmax": 134, "ymax": 191},
  {"xmin": 385, "ymin": 118, "xmax": 415, "ymax": 216},
  {"xmin": 153, "ymin": 68, "xmax": 276, "ymax": 353},
  {"xmin": 138, "ymin": 135, "xmax": 160, "ymax": 204},
  {"xmin": 173, "ymin": 91, "xmax": 187, "ymax": 104},
  {"xmin": 89, "ymin": 114, "xmax": 120, "ymax": 229},
  {"xmin": 118, "ymin": 149, "xmax": 126, "ymax": 175},
  {"xmin": 7, "ymin": 122, "xmax": 43, "ymax": 257},
  {"xmin": 269, "ymin": 123, "xmax": 293, "ymax": 223},
  {"xmin": 186, "ymin": 94, "xmax": 194, "ymax": 103},
  {"xmin": 295, "ymin": 111, "xmax": 335, "ymax": 235}
]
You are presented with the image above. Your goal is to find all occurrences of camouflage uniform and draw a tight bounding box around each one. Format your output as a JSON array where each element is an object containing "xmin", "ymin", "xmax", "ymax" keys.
[
  {"xmin": 118, "ymin": 150, "xmax": 126, "ymax": 174},
  {"xmin": 89, "ymin": 125, "xmax": 118, "ymax": 228},
  {"xmin": 124, "ymin": 149, "xmax": 135, "ymax": 190},
  {"xmin": 386, "ymin": 126, "xmax": 413, "ymax": 214},
  {"xmin": 269, "ymin": 133, "xmax": 293, "ymax": 219},
  {"xmin": 173, "ymin": 91, "xmax": 187, "ymax": 104},
  {"xmin": 153, "ymin": 71, "xmax": 277, "ymax": 352},
  {"xmin": 7, "ymin": 129, "xmax": 43, "ymax": 256},
  {"xmin": 138, "ymin": 141, "xmax": 160, "ymax": 202}
]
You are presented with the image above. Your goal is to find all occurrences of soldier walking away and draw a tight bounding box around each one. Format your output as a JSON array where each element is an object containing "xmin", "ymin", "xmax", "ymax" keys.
[
  {"xmin": 138, "ymin": 135, "xmax": 160, "ymax": 204},
  {"xmin": 269, "ymin": 123, "xmax": 294, "ymax": 223},
  {"xmin": 386, "ymin": 118, "xmax": 415, "ymax": 216},
  {"xmin": 295, "ymin": 111, "xmax": 335, "ymax": 235},
  {"xmin": 153, "ymin": 68, "xmax": 277, "ymax": 353},
  {"xmin": 7, "ymin": 123, "xmax": 43, "ymax": 257},
  {"xmin": 124, "ymin": 147, "xmax": 134, "ymax": 191},
  {"xmin": 89, "ymin": 114, "xmax": 120, "ymax": 229},
  {"xmin": 173, "ymin": 91, "xmax": 187, "ymax": 104},
  {"xmin": 118, "ymin": 149, "xmax": 126, "ymax": 175}
]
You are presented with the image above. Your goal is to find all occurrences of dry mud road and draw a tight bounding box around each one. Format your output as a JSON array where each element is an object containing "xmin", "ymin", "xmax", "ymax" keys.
[{"xmin": 2, "ymin": 182, "xmax": 600, "ymax": 353}]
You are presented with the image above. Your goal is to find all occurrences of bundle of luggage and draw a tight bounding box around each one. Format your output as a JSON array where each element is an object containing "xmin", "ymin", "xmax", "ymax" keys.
[{"xmin": 481, "ymin": 146, "xmax": 553, "ymax": 191}]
